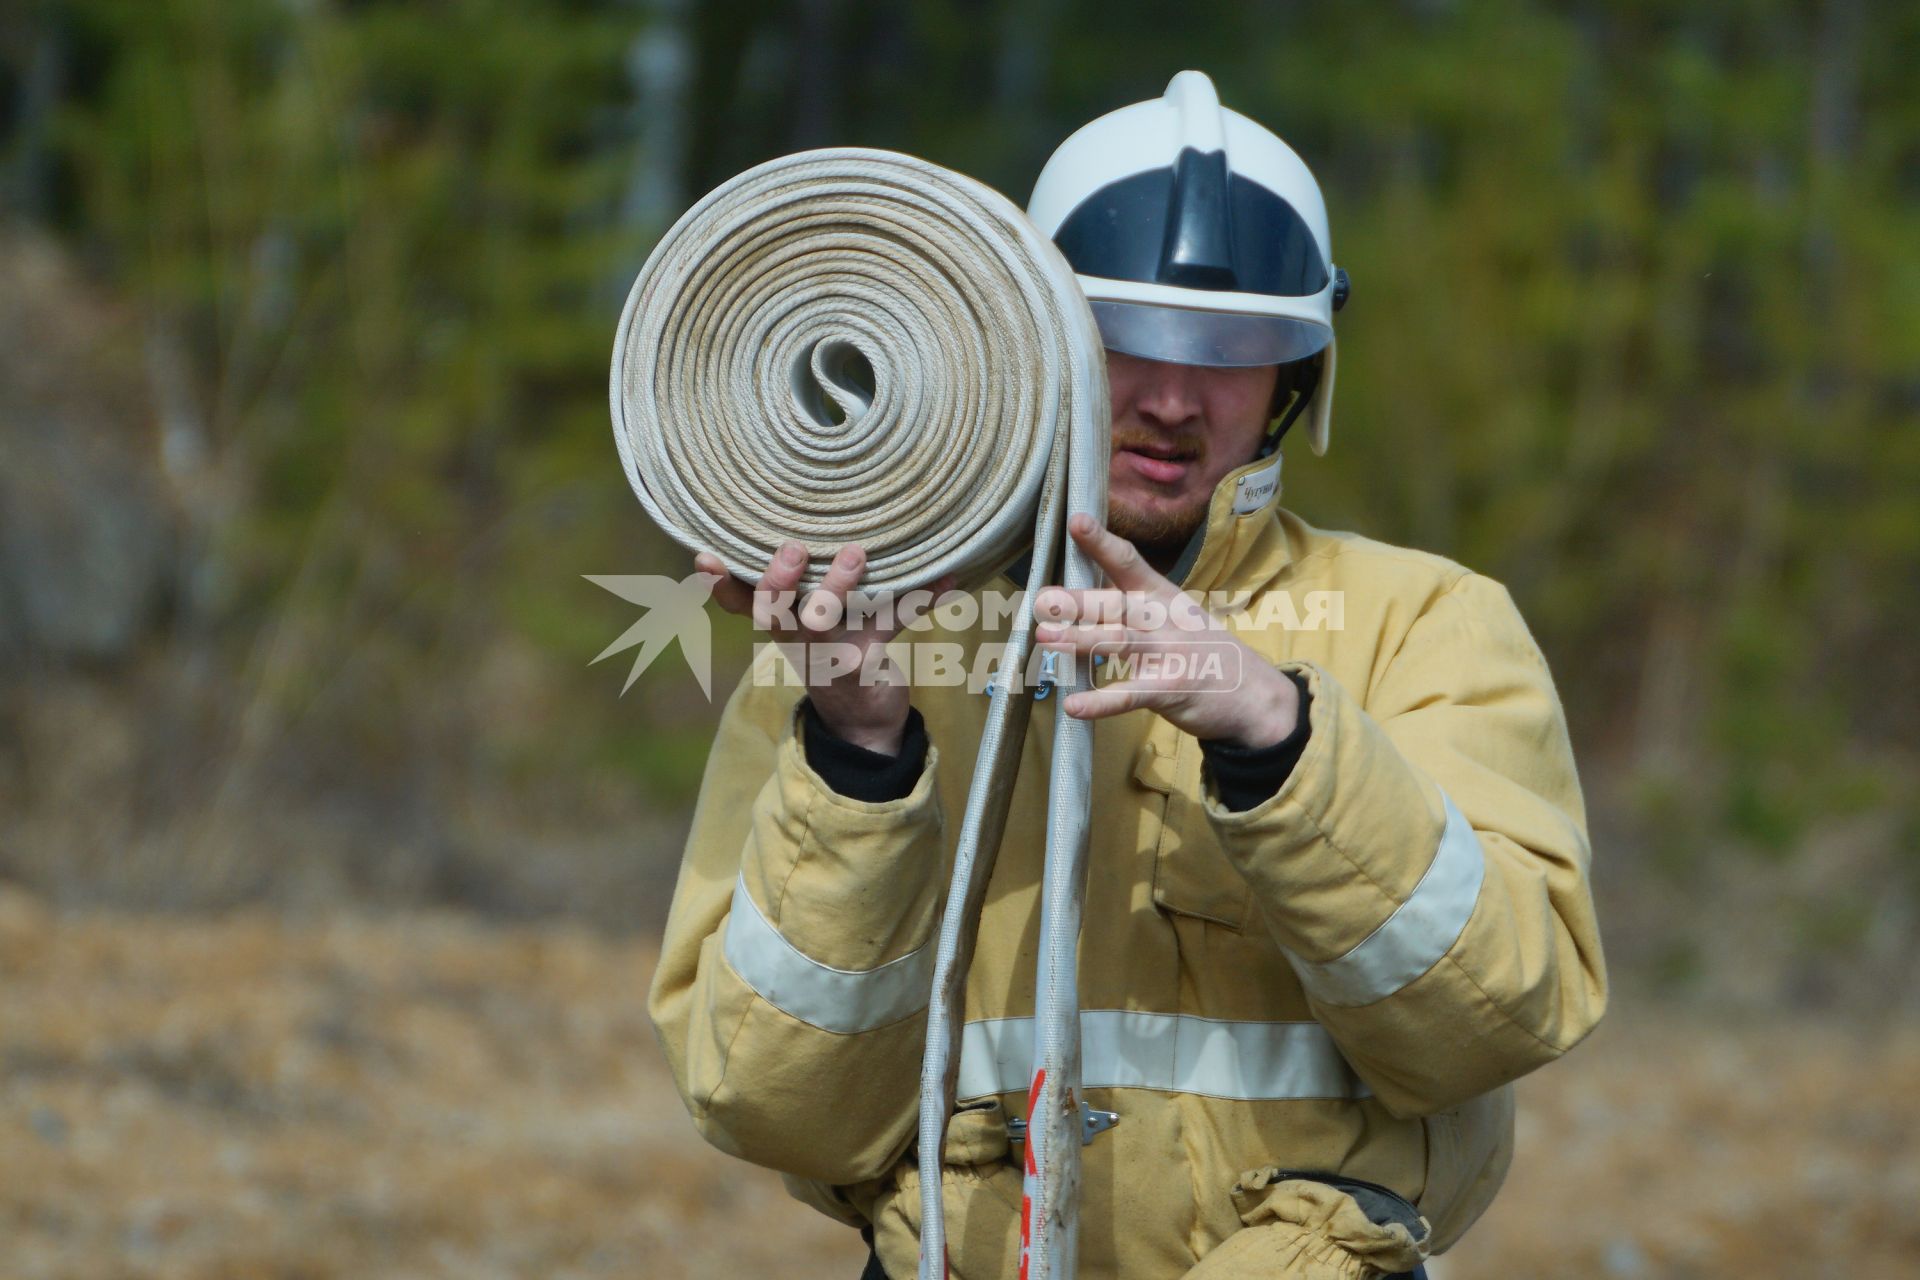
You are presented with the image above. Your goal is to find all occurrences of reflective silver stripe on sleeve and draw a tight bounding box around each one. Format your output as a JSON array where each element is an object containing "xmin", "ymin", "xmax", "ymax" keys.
[
  {"xmin": 1286, "ymin": 789, "xmax": 1487, "ymax": 1008},
  {"xmin": 955, "ymin": 1010, "xmax": 1368, "ymax": 1101},
  {"xmin": 721, "ymin": 875, "xmax": 933, "ymax": 1034}
]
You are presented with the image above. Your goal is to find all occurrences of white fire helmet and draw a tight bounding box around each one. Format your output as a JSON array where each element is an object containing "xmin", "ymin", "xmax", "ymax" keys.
[{"xmin": 1028, "ymin": 70, "xmax": 1349, "ymax": 455}]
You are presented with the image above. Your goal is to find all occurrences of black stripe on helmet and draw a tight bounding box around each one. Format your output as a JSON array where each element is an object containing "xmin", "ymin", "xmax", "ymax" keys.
[{"xmin": 1052, "ymin": 147, "xmax": 1330, "ymax": 299}]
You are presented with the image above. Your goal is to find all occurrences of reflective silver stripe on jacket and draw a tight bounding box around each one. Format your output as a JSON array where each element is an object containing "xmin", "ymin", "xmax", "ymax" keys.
[
  {"xmin": 1286, "ymin": 789, "xmax": 1487, "ymax": 1008},
  {"xmin": 721, "ymin": 875, "xmax": 933, "ymax": 1034},
  {"xmin": 956, "ymin": 1010, "xmax": 1368, "ymax": 1101}
]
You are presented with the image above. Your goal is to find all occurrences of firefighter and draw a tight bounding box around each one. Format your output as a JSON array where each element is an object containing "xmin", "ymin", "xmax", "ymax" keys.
[{"xmin": 651, "ymin": 71, "xmax": 1606, "ymax": 1280}]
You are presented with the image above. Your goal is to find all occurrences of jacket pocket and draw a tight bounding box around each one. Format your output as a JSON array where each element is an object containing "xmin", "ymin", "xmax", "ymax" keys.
[{"xmin": 1140, "ymin": 730, "xmax": 1254, "ymax": 930}]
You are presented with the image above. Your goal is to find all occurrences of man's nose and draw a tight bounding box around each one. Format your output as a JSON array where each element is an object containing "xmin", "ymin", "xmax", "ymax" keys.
[{"xmin": 1129, "ymin": 362, "xmax": 1203, "ymax": 427}]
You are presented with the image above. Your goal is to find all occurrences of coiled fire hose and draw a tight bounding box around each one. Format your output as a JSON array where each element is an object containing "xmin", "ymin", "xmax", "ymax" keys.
[{"xmin": 609, "ymin": 148, "xmax": 1109, "ymax": 1280}]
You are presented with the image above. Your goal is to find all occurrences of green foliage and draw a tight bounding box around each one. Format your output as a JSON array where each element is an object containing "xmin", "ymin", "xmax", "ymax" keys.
[{"xmin": 4, "ymin": 0, "xmax": 1916, "ymax": 866}]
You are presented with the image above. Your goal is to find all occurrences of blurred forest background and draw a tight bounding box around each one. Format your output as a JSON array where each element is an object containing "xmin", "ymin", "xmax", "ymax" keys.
[{"xmin": 2, "ymin": 1, "xmax": 1919, "ymax": 1275}]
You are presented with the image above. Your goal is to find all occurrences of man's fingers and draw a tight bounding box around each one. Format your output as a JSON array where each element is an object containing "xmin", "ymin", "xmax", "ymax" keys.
[
  {"xmin": 1034, "ymin": 586, "xmax": 1074, "ymax": 624},
  {"xmin": 1068, "ymin": 513, "xmax": 1166, "ymax": 593},
  {"xmin": 710, "ymin": 577, "xmax": 755, "ymax": 617},
  {"xmin": 1035, "ymin": 586, "xmax": 1129, "ymax": 626},
  {"xmin": 819, "ymin": 542, "xmax": 867, "ymax": 596},
  {"xmin": 696, "ymin": 551, "xmax": 755, "ymax": 617},
  {"xmin": 1061, "ymin": 682, "xmax": 1148, "ymax": 721},
  {"xmin": 761, "ymin": 540, "xmax": 810, "ymax": 593},
  {"xmin": 800, "ymin": 543, "xmax": 866, "ymax": 631},
  {"xmin": 1037, "ymin": 586, "xmax": 1184, "ymax": 629},
  {"xmin": 1035, "ymin": 620, "xmax": 1128, "ymax": 653}
]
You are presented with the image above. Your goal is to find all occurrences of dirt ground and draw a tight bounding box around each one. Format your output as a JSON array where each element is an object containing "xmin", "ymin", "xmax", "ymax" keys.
[{"xmin": 2, "ymin": 890, "xmax": 1916, "ymax": 1279}]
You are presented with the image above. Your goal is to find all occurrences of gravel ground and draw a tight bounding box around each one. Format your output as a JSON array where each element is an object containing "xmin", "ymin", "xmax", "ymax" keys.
[{"xmin": 2, "ymin": 890, "xmax": 1914, "ymax": 1279}]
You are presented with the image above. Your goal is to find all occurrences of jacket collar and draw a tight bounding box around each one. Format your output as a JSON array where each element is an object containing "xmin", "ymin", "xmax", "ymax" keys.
[
  {"xmin": 1165, "ymin": 446, "xmax": 1292, "ymax": 593},
  {"xmin": 996, "ymin": 446, "xmax": 1295, "ymax": 596}
]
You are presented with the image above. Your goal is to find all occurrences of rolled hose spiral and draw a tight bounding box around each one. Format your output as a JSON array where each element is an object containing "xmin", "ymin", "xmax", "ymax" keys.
[
  {"xmin": 610, "ymin": 146, "xmax": 1108, "ymax": 1280},
  {"xmin": 611, "ymin": 146, "xmax": 1104, "ymax": 593}
]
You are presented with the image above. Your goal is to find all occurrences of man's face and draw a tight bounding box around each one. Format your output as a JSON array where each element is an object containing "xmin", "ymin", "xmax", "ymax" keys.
[{"xmin": 1105, "ymin": 350, "xmax": 1280, "ymax": 562}]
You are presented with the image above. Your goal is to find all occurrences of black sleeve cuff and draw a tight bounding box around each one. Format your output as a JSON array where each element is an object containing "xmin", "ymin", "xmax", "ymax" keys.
[
  {"xmin": 1198, "ymin": 671, "xmax": 1313, "ymax": 813},
  {"xmin": 800, "ymin": 699, "xmax": 931, "ymax": 803}
]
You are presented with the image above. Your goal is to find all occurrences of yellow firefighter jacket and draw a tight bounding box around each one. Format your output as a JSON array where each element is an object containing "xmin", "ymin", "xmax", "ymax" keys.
[{"xmin": 648, "ymin": 449, "xmax": 1608, "ymax": 1279}]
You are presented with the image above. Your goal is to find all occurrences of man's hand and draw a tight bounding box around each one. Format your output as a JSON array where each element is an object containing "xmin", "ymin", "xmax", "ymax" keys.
[
  {"xmin": 695, "ymin": 542, "xmax": 952, "ymax": 756},
  {"xmin": 1034, "ymin": 514, "xmax": 1300, "ymax": 748}
]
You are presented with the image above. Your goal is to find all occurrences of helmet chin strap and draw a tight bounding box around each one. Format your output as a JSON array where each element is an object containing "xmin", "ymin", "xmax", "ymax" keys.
[{"xmin": 1257, "ymin": 351, "xmax": 1322, "ymax": 460}]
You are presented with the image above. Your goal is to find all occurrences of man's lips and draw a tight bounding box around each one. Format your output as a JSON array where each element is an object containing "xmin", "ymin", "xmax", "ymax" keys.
[{"xmin": 1116, "ymin": 439, "xmax": 1200, "ymax": 485}]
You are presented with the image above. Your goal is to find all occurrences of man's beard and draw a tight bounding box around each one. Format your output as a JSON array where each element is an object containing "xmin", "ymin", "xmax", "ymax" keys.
[
  {"xmin": 1107, "ymin": 495, "xmax": 1207, "ymax": 565},
  {"xmin": 1105, "ymin": 427, "xmax": 1212, "ymax": 564}
]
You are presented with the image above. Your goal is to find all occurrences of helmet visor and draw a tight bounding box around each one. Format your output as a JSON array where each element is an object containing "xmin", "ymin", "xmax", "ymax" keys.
[{"xmin": 1090, "ymin": 299, "xmax": 1330, "ymax": 368}]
